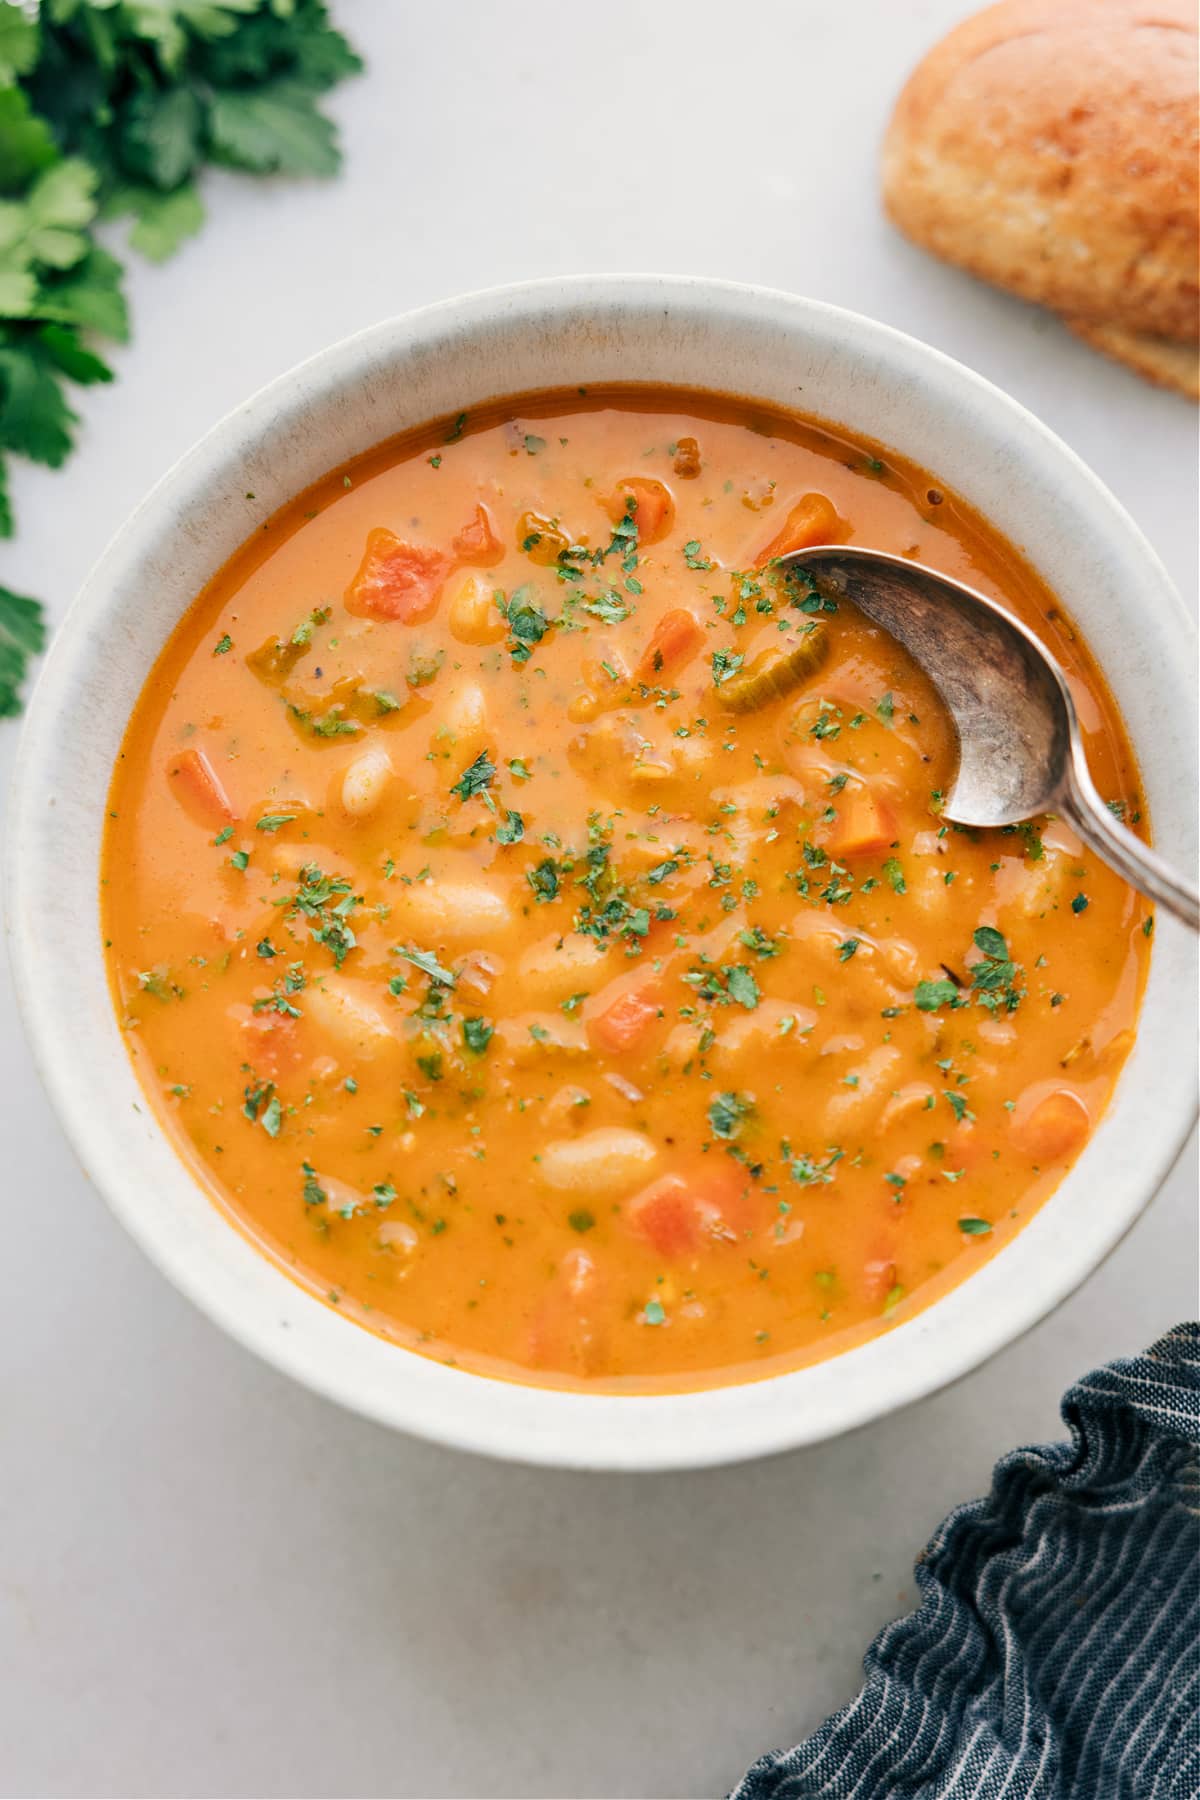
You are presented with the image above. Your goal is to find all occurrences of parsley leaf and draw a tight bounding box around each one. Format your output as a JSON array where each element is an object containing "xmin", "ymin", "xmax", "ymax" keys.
[
  {"xmin": 914, "ymin": 978, "xmax": 959, "ymax": 1012},
  {"xmin": 970, "ymin": 926, "xmax": 1024, "ymax": 1013},
  {"xmin": 711, "ymin": 647, "xmax": 745, "ymax": 687},
  {"xmin": 462, "ymin": 1016, "xmax": 493, "ymax": 1054},
  {"xmin": 0, "ymin": 1, "xmax": 361, "ymax": 718},
  {"xmin": 394, "ymin": 944, "xmax": 458, "ymax": 988},
  {"xmin": 708, "ymin": 1090, "xmax": 753, "ymax": 1139},
  {"xmin": 451, "ymin": 749, "xmax": 495, "ymax": 802},
  {"xmin": 724, "ymin": 965, "xmax": 761, "ymax": 1010},
  {"xmin": 0, "ymin": 584, "xmax": 46, "ymax": 718},
  {"xmin": 208, "ymin": 80, "xmax": 342, "ymax": 178}
]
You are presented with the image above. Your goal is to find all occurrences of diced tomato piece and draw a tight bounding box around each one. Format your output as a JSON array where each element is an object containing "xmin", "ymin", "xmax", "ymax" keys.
[
  {"xmin": 607, "ymin": 477, "xmax": 675, "ymax": 545},
  {"xmin": 345, "ymin": 528, "xmax": 449, "ymax": 622},
  {"xmin": 170, "ymin": 746, "xmax": 236, "ymax": 829},
  {"xmin": 625, "ymin": 1167, "xmax": 752, "ymax": 1258},
  {"xmin": 827, "ymin": 785, "xmax": 896, "ymax": 860},
  {"xmin": 633, "ymin": 608, "xmax": 705, "ymax": 684},
  {"xmin": 1012, "ymin": 1087, "xmax": 1090, "ymax": 1162},
  {"xmin": 451, "ymin": 502, "xmax": 504, "ymax": 567},
  {"xmin": 588, "ymin": 979, "xmax": 663, "ymax": 1055},
  {"xmin": 756, "ymin": 492, "xmax": 841, "ymax": 564}
]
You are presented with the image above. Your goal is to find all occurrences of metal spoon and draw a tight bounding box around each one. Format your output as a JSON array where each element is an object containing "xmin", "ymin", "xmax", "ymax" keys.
[{"xmin": 780, "ymin": 545, "xmax": 1199, "ymax": 931}]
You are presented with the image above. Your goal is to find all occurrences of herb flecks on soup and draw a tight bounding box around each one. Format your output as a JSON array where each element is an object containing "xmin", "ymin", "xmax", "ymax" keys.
[{"xmin": 101, "ymin": 390, "xmax": 1150, "ymax": 1392}]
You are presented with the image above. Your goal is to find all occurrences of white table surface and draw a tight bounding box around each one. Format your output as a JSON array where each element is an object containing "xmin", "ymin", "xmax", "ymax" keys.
[{"xmin": 2, "ymin": 5, "xmax": 1196, "ymax": 1796}]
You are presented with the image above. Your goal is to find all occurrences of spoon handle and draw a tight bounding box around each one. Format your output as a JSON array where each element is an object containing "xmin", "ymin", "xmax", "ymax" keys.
[{"xmin": 1060, "ymin": 753, "xmax": 1199, "ymax": 932}]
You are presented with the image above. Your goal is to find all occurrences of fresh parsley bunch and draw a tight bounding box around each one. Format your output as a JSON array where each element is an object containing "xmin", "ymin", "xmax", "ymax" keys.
[{"xmin": 0, "ymin": 0, "xmax": 360, "ymax": 716}]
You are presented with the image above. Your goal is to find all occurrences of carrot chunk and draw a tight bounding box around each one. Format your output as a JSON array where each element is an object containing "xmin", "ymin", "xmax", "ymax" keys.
[
  {"xmin": 1013, "ymin": 1088, "xmax": 1090, "ymax": 1162},
  {"xmin": 345, "ymin": 528, "xmax": 449, "ymax": 622},
  {"xmin": 625, "ymin": 1168, "xmax": 751, "ymax": 1258},
  {"xmin": 233, "ymin": 1006, "xmax": 303, "ymax": 1081},
  {"xmin": 826, "ymin": 786, "xmax": 896, "ymax": 860},
  {"xmin": 588, "ymin": 980, "xmax": 663, "ymax": 1055},
  {"xmin": 170, "ymin": 746, "xmax": 235, "ymax": 828},
  {"xmin": 527, "ymin": 1247, "xmax": 607, "ymax": 1374},
  {"xmin": 607, "ymin": 477, "xmax": 675, "ymax": 545},
  {"xmin": 861, "ymin": 1257, "xmax": 898, "ymax": 1304},
  {"xmin": 626, "ymin": 1176, "xmax": 704, "ymax": 1258},
  {"xmin": 756, "ymin": 492, "xmax": 842, "ymax": 564},
  {"xmin": 633, "ymin": 608, "xmax": 704, "ymax": 685},
  {"xmin": 451, "ymin": 502, "xmax": 504, "ymax": 567}
]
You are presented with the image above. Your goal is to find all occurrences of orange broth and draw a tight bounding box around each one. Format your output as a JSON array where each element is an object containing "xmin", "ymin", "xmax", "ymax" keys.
[{"xmin": 101, "ymin": 388, "xmax": 1151, "ymax": 1391}]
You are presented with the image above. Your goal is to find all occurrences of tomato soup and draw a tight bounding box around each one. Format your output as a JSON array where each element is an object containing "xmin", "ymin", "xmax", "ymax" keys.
[{"xmin": 101, "ymin": 389, "xmax": 1151, "ymax": 1392}]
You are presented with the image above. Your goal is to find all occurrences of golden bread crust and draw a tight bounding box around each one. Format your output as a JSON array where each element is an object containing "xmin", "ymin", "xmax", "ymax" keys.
[
  {"xmin": 1064, "ymin": 315, "xmax": 1200, "ymax": 396},
  {"xmin": 883, "ymin": 0, "xmax": 1199, "ymax": 342}
]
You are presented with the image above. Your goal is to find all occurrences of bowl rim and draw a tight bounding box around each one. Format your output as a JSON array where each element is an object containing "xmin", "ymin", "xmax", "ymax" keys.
[{"xmin": 7, "ymin": 273, "xmax": 1197, "ymax": 1470}]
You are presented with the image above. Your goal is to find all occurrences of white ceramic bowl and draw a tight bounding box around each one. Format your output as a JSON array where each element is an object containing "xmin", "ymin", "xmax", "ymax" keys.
[{"xmin": 8, "ymin": 277, "xmax": 1197, "ymax": 1469}]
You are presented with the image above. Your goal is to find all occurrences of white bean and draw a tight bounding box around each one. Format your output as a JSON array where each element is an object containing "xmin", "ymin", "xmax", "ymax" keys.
[
  {"xmin": 514, "ymin": 931, "xmax": 612, "ymax": 1005},
  {"xmin": 340, "ymin": 745, "xmax": 393, "ymax": 818},
  {"xmin": 437, "ymin": 680, "xmax": 489, "ymax": 757},
  {"xmin": 824, "ymin": 1045, "xmax": 903, "ymax": 1131},
  {"xmin": 378, "ymin": 1221, "xmax": 419, "ymax": 1254},
  {"xmin": 392, "ymin": 878, "xmax": 513, "ymax": 944},
  {"xmin": 448, "ymin": 572, "xmax": 506, "ymax": 645},
  {"xmin": 535, "ymin": 1127, "xmax": 659, "ymax": 1197},
  {"xmin": 303, "ymin": 978, "xmax": 395, "ymax": 1058},
  {"xmin": 710, "ymin": 999, "xmax": 817, "ymax": 1072}
]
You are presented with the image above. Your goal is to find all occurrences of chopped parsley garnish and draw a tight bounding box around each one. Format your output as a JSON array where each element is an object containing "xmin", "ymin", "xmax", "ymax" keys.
[
  {"xmin": 724, "ymin": 965, "xmax": 761, "ymax": 1009},
  {"xmin": 301, "ymin": 1162, "xmax": 327, "ymax": 1207},
  {"xmin": 882, "ymin": 857, "xmax": 906, "ymax": 894},
  {"xmin": 462, "ymin": 1017, "xmax": 493, "ymax": 1054},
  {"xmin": 213, "ymin": 633, "xmax": 233, "ymax": 655},
  {"xmin": 784, "ymin": 1146, "xmax": 843, "ymax": 1186},
  {"xmin": 711, "ymin": 648, "xmax": 745, "ymax": 687},
  {"xmin": 527, "ymin": 857, "xmax": 562, "ymax": 903},
  {"xmin": 738, "ymin": 925, "xmax": 782, "ymax": 959},
  {"xmin": 253, "ymin": 961, "xmax": 306, "ymax": 1016},
  {"xmin": 501, "ymin": 586, "xmax": 553, "ymax": 664},
  {"xmin": 958, "ymin": 1217, "xmax": 993, "ymax": 1235},
  {"xmin": 495, "ymin": 809, "xmax": 525, "ymax": 844},
  {"xmin": 914, "ymin": 978, "xmax": 960, "ymax": 1012},
  {"xmin": 581, "ymin": 590, "xmax": 630, "ymax": 625},
  {"xmin": 255, "ymin": 812, "xmax": 296, "ymax": 833},
  {"xmin": 394, "ymin": 944, "xmax": 458, "ymax": 988},
  {"xmin": 708, "ymin": 1090, "xmax": 753, "ymax": 1139},
  {"xmin": 451, "ymin": 749, "xmax": 496, "ymax": 802},
  {"xmin": 970, "ymin": 925, "xmax": 1024, "ymax": 1014},
  {"xmin": 568, "ymin": 1209, "xmax": 595, "ymax": 1233},
  {"xmin": 285, "ymin": 865, "xmax": 359, "ymax": 969},
  {"xmin": 643, "ymin": 1298, "xmax": 666, "ymax": 1325}
]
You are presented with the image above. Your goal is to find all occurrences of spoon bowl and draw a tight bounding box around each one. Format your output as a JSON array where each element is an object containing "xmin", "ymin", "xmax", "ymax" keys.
[{"xmin": 783, "ymin": 545, "xmax": 1199, "ymax": 930}]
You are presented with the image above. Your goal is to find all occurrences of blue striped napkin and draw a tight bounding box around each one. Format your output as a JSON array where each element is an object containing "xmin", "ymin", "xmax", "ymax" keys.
[{"xmin": 733, "ymin": 1323, "xmax": 1199, "ymax": 1800}]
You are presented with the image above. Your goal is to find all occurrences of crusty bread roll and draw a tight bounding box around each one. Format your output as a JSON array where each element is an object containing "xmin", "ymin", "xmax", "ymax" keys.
[
  {"xmin": 883, "ymin": 0, "xmax": 1199, "ymax": 391},
  {"xmin": 1064, "ymin": 317, "xmax": 1199, "ymax": 399}
]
